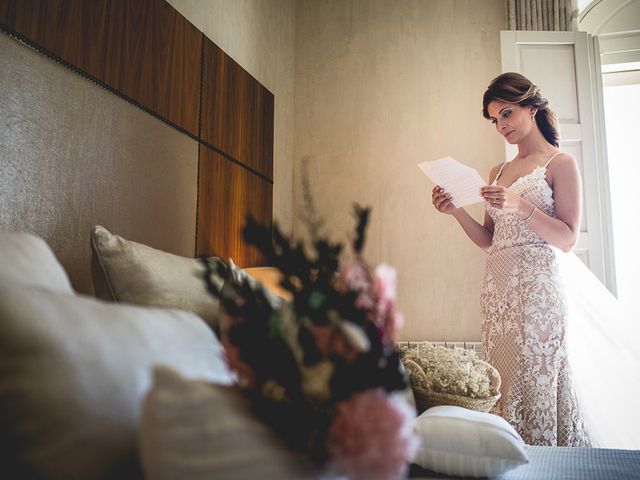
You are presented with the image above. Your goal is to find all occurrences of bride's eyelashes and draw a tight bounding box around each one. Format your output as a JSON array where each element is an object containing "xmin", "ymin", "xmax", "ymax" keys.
[{"xmin": 490, "ymin": 110, "xmax": 512, "ymax": 125}]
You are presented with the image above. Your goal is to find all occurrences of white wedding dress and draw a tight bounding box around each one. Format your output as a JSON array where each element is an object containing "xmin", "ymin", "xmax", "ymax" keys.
[
  {"xmin": 559, "ymin": 250, "xmax": 640, "ymax": 449},
  {"xmin": 481, "ymin": 154, "xmax": 640, "ymax": 449}
]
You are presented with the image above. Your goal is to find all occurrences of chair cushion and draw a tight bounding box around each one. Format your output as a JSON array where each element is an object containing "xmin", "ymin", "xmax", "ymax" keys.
[
  {"xmin": 0, "ymin": 281, "xmax": 233, "ymax": 480},
  {"xmin": 90, "ymin": 225, "xmax": 224, "ymax": 328},
  {"xmin": 0, "ymin": 231, "xmax": 74, "ymax": 294}
]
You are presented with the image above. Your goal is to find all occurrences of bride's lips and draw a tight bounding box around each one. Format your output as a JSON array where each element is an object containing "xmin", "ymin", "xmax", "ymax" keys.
[{"xmin": 504, "ymin": 130, "xmax": 515, "ymax": 138}]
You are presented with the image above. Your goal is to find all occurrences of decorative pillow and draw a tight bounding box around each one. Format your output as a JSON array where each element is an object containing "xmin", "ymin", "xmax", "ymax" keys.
[
  {"xmin": 139, "ymin": 365, "xmax": 316, "ymax": 480},
  {"xmin": 90, "ymin": 225, "xmax": 225, "ymax": 328},
  {"xmin": 0, "ymin": 281, "xmax": 234, "ymax": 480},
  {"xmin": 412, "ymin": 405, "xmax": 529, "ymax": 478},
  {"xmin": 0, "ymin": 231, "xmax": 74, "ymax": 294}
]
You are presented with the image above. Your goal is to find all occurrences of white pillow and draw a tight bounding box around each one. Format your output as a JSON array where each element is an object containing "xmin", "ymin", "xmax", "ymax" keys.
[
  {"xmin": 0, "ymin": 231, "xmax": 74, "ymax": 294},
  {"xmin": 413, "ymin": 406, "xmax": 529, "ymax": 478},
  {"xmin": 0, "ymin": 281, "xmax": 234, "ymax": 479}
]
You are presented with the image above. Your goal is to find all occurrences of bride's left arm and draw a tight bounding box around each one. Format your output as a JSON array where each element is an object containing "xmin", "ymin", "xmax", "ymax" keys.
[{"xmin": 518, "ymin": 153, "xmax": 582, "ymax": 252}]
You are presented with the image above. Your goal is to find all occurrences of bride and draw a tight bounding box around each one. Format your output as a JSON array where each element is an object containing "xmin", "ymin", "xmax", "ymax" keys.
[{"xmin": 431, "ymin": 72, "xmax": 640, "ymax": 449}]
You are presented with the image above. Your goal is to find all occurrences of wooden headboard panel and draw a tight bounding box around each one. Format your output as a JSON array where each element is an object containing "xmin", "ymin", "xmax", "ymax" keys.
[
  {"xmin": 0, "ymin": 0, "xmax": 273, "ymax": 291},
  {"xmin": 197, "ymin": 38, "xmax": 274, "ymax": 265}
]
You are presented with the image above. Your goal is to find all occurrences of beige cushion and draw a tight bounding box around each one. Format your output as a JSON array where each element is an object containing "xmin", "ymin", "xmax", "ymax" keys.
[
  {"xmin": 90, "ymin": 225, "xmax": 224, "ymax": 328},
  {"xmin": 139, "ymin": 366, "xmax": 315, "ymax": 480},
  {"xmin": 0, "ymin": 281, "xmax": 234, "ymax": 480},
  {"xmin": 0, "ymin": 231, "xmax": 74, "ymax": 294}
]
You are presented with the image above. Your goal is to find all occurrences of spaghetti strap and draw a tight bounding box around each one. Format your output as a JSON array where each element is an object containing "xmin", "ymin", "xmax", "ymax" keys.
[
  {"xmin": 544, "ymin": 152, "xmax": 562, "ymax": 169},
  {"xmin": 494, "ymin": 162, "xmax": 508, "ymax": 184}
]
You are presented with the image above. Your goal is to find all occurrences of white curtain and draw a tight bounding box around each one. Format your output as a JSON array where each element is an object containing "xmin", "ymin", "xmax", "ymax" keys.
[{"xmin": 506, "ymin": 0, "xmax": 579, "ymax": 31}]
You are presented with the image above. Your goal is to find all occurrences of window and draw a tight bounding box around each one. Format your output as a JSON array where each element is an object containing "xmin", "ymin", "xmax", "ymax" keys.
[{"xmin": 602, "ymin": 67, "xmax": 640, "ymax": 314}]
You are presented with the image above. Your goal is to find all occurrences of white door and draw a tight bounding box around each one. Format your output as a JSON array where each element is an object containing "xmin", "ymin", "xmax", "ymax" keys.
[{"xmin": 500, "ymin": 30, "xmax": 615, "ymax": 291}]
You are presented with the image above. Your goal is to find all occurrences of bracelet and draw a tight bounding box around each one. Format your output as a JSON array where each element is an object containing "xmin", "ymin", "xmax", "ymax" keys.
[{"xmin": 522, "ymin": 206, "xmax": 536, "ymax": 223}]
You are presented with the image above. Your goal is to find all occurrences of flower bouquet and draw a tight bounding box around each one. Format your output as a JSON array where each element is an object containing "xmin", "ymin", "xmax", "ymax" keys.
[{"xmin": 202, "ymin": 204, "xmax": 419, "ymax": 480}]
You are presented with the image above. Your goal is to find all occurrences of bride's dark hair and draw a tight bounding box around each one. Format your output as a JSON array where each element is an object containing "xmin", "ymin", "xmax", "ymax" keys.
[{"xmin": 482, "ymin": 72, "xmax": 560, "ymax": 148}]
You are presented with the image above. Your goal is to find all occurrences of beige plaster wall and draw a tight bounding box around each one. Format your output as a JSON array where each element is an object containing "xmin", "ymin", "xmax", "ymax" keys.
[
  {"xmin": 293, "ymin": 0, "xmax": 505, "ymax": 341},
  {"xmin": 167, "ymin": 0, "xmax": 297, "ymax": 231}
]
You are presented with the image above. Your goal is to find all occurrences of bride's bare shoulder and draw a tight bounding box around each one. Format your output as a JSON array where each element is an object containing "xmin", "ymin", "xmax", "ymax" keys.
[
  {"xmin": 548, "ymin": 153, "xmax": 580, "ymax": 185},
  {"xmin": 549, "ymin": 153, "xmax": 579, "ymax": 173}
]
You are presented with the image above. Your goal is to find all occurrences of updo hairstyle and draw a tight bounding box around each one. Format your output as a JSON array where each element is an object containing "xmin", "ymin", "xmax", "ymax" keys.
[{"xmin": 482, "ymin": 72, "xmax": 560, "ymax": 147}]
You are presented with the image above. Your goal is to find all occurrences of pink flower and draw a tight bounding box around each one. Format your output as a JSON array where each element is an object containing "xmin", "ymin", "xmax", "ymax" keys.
[
  {"xmin": 328, "ymin": 389, "xmax": 420, "ymax": 480},
  {"xmin": 340, "ymin": 259, "xmax": 370, "ymax": 291},
  {"xmin": 373, "ymin": 264, "xmax": 404, "ymax": 342},
  {"xmin": 340, "ymin": 259, "xmax": 375, "ymax": 311},
  {"xmin": 374, "ymin": 264, "xmax": 397, "ymax": 305}
]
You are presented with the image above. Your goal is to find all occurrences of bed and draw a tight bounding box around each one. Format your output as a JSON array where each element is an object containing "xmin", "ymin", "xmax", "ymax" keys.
[{"xmin": 410, "ymin": 446, "xmax": 640, "ymax": 479}]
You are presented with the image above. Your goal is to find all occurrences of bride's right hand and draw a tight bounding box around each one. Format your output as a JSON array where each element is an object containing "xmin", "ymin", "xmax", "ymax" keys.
[{"xmin": 432, "ymin": 186, "xmax": 459, "ymax": 215}]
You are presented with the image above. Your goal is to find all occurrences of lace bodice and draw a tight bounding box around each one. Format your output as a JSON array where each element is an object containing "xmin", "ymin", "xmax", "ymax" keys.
[{"xmin": 487, "ymin": 165, "xmax": 556, "ymax": 252}]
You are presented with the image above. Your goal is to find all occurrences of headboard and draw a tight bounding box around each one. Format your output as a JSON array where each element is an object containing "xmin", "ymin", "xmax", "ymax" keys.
[{"xmin": 0, "ymin": 0, "xmax": 274, "ymax": 294}]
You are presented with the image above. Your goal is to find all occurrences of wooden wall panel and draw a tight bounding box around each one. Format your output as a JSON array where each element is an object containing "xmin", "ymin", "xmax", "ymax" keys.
[
  {"xmin": 0, "ymin": 0, "xmax": 112, "ymax": 80},
  {"xmin": 201, "ymin": 38, "xmax": 274, "ymax": 180},
  {"xmin": 104, "ymin": 0, "xmax": 202, "ymax": 136},
  {"xmin": 0, "ymin": 0, "xmax": 202, "ymax": 136},
  {"xmin": 197, "ymin": 145, "xmax": 272, "ymax": 267}
]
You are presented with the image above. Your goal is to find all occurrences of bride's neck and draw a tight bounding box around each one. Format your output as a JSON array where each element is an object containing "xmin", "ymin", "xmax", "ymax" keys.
[{"xmin": 516, "ymin": 129, "xmax": 556, "ymax": 160}]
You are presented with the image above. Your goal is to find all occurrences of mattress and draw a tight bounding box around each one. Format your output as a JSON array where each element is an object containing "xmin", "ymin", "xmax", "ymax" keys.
[{"xmin": 409, "ymin": 445, "xmax": 640, "ymax": 479}]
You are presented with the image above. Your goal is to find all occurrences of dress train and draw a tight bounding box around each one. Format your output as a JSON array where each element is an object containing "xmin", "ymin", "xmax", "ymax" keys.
[{"xmin": 558, "ymin": 250, "xmax": 640, "ymax": 449}]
